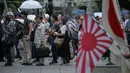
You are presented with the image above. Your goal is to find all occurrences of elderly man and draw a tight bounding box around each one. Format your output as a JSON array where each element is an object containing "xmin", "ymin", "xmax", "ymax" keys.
[
  {"xmin": 1, "ymin": 11, "xmax": 16, "ymax": 66},
  {"xmin": 34, "ymin": 15, "xmax": 46, "ymax": 66},
  {"xmin": 20, "ymin": 11, "xmax": 33, "ymax": 65}
]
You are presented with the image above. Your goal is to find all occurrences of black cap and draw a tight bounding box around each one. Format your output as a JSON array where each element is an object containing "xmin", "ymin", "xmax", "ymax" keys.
[
  {"xmin": 21, "ymin": 11, "xmax": 28, "ymax": 16},
  {"xmin": 14, "ymin": 12, "xmax": 21, "ymax": 17}
]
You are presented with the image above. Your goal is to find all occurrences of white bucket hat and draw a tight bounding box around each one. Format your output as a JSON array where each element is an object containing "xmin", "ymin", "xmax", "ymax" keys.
[{"xmin": 44, "ymin": 14, "xmax": 49, "ymax": 19}]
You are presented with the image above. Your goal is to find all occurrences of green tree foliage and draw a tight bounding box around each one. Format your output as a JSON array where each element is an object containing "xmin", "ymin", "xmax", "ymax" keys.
[
  {"xmin": 119, "ymin": 0, "xmax": 130, "ymax": 10},
  {"xmin": 7, "ymin": 0, "xmax": 22, "ymax": 12},
  {"xmin": 77, "ymin": 0, "xmax": 102, "ymax": 12}
]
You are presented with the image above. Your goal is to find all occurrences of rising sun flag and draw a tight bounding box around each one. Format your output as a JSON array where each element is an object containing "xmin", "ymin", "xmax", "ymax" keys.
[{"xmin": 76, "ymin": 14, "xmax": 113, "ymax": 73}]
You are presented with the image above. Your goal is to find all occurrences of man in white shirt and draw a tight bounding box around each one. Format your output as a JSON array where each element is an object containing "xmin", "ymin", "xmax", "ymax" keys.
[{"xmin": 34, "ymin": 15, "xmax": 46, "ymax": 66}]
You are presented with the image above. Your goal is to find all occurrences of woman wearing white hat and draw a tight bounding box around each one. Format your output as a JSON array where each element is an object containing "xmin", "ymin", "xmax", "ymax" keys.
[{"xmin": 43, "ymin": 14, "xmax": 50, "ymax": 32}]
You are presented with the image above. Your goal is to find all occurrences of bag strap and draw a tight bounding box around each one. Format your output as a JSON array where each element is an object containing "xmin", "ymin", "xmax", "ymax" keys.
[{"xmin": 66, "ymin": 22, "xmax": 73, "ymax": 38}]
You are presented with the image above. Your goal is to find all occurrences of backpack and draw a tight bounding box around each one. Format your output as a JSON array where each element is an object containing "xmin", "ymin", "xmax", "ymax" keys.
[
  {"xmin": 2, "ymin": 20, "xmax": 18, "ymax": 47},
  {"xmin": 66, "ymin": 20, "xmax": 78, "ymax": 39},
  {"xmin": 15, "ymin": 20, "xmax": 24, "ymax": 39},
  {"xmin": 23, "ymin": 18, "xmax": 31, "ymax": 35}
]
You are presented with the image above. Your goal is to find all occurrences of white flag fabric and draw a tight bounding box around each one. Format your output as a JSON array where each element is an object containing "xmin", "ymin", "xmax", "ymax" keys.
[
  {"xmin": 102, "ymin": 0, "xmax": 128, "ymax": 55},
  {"xmin": 102, "ymin": 0, "xmax": 130, "ymax": 73}
]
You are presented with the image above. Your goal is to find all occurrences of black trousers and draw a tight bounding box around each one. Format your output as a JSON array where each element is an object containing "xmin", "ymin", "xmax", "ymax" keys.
[
  {"xmin": 4, "ymin": 43, "xmax": 12, "ymax": 64},
  {"xmin": 51, "ymin": 44, "xmax": 57, "ymax": 62},
  {"xmin": 32, "ymin": 43, "xmax": 36, "ymax": 58},
  {"xmin": 72, "ymin": 38, "xmax": 78, "ymax": 55},
  {"xmin": 0, "ymin": 42, "xmax": 4, "ymax": 60},
  {"xmin": 51, "ymin": 37, "xmax": 57, "ymax": 62}
]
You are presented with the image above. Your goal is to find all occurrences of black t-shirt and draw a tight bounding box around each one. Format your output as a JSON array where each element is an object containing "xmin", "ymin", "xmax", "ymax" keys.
[
  {"xmin": 15, "ymin": 20, "xmax": 24, "ymax": 31},
  {"xmin": 49, "ymin": 22, "xmax": 60, "ymax": 37},
  {"xmin": 14, "ymin": 20, "xmax": 24, "ymax": 39},
  {"xmin": 52, "ymin": 23, "xmax": 60, "ymax": 32},
  {"xmin": 23, "ymin": 18, "xmax": 31, "ymax": 35}
]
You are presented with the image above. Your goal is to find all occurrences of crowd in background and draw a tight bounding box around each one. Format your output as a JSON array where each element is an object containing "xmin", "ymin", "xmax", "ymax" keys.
[{"xmin": 0, "ymin": 11, "xmax": 83, "ymax": 66}]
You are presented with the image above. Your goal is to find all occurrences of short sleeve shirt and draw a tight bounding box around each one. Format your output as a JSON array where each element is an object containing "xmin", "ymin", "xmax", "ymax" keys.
[
  {"xmin": 52, "ymin": 22, "xmax": 60, "ymax": 32},
  {"xmin": 60, "ymin": 25, "xmax": 67, "ymax": 34},
  {"xmin": 44, "ymin": 22, "xmax": 50, "ymax": 30}
]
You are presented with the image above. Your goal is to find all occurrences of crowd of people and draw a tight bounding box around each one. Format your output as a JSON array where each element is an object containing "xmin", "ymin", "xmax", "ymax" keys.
[
  {"xmin": 0, "ymin": 11, "xmax": 83, "ymax": 66},
  {"xmin": 0, "ymin": 8, "xmax": 130, "ymax": 67}
]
